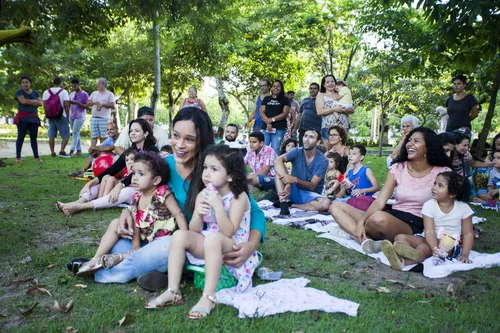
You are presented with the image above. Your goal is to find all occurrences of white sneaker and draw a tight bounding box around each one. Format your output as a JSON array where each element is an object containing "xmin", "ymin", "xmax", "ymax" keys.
[
  {"xmin": 361, "ymin": 239, "xmax": 383, "ymax": 253},
  {"xmin": 328, "ymin": 224, "xmax": 353, "ymax": 240}
]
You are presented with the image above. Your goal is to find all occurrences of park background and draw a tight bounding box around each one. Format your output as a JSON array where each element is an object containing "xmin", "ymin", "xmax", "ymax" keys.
[{"xmin": 1, "ymin": 1, "xmax": 500, "ymax": 332}]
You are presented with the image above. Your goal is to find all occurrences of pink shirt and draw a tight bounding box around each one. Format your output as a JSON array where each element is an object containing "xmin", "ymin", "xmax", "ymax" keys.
[
  {"xmin": 244, "ymin": 145, "xmax": 277, "ymax": 178},
  {"xmin": 89, "ymin": 90, "xmax": 115, "ymax": 118},
  {"xmin": 390, "ymin": 162, "xmax": 451, "ymax": 217}
]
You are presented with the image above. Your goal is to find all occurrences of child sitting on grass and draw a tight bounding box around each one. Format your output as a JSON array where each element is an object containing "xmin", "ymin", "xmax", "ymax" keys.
[
  {"xmin": 341, "ymin": 144, "xmax": 379, "ymax": 197},
  {"xmin": 381, "ymin": 172, "xmax": 474, "ymax": 270},
  {"xmin": 473, "ymin": 149, "xmax": 500, "ymax": 205},
  {"xmin": 77, "ymin": 153, "xmax": 187, "ymax": 275},
  {"xmin": 324, "ymin": 151, "xmax": 344, "ymax": 198}
]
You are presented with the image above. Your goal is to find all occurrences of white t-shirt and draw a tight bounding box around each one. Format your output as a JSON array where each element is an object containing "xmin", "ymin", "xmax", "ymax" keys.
[
  {"xmin": 42, "ymin": 87, "xmax": 70, "ymax": 118},
  {"xmin": 89, "ymin": 90, "xmax": 115, "ymax": 119},
  {"xmin": 421, "ymin": 199, "xmax": 474, "ymax": 236},
  {"xmin": 114, "ymin": 123, "xmax": 169, "ymax": 150},
  {"xmin": 487, "ymin": 168, "xmax": 500, "ymax": 189}
]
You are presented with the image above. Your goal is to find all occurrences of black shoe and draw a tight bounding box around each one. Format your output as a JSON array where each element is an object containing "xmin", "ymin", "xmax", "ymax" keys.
[
  {"xmin": 273, "ymin": 200, "xmax": 293, "ymax": 208},
  {"xmin": 137, "ymin": 271, "xmax": 168, "ymax": 292},
  {"xmin": 279, "ymin": 201, "xmax": 290, "ymax": 216},
  {"xmin": 58, "ymin": 151, "xmax": 71, "ymax": 158},
  {"xmin": 261, "ymin": 190, "xmax": 279, "ymax": 202},
  {"xmin": 69, "ymin": 150, "xmax": 74, "ymax": 157},
  {"xmin": 67, "ymin": 257, "xmax": 90, "ymax": 274},
  {"xmin": 51, "ymin": 152, "xmax": 57, "ymax": 157}
]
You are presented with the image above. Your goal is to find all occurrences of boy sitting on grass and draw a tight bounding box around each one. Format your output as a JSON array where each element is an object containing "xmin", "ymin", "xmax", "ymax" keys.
[
  {"xmin": 245, "ymin": 131, "xmax": 277, "ymax": 191},
  {"xmin": 474, "ymin": 149, "xmax": 500, "ymax": 205},
  {"xmin": 341, "ymin": 144, "xmax": 379, "ymax": 197}
]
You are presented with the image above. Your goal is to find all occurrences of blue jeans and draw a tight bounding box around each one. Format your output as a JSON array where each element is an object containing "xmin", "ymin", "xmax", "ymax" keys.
[
  {"xmin": 70, "ymin": 119, "xmax": 85, "ymax": 151},
  {"xmin": 263, "ymin": 128, "xmax": 286, "ymax": 155},
  {"xmin": 16, "ymin": 120, "xmax": 39, "ymax": 159},
  {"xmin": 94, "ymin": 236, "xmax": 171, "ymax": 283}
]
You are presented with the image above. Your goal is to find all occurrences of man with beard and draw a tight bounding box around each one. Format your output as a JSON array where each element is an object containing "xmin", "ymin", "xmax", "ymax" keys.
[
  {"xmin": 223, "ymin": 123, "xmax": 239, "ymax": 142},
  {"xmin": 294, "ymin": 83, "xmax": 320, "ymax": 146},
  {"xmin": 273, "ymin": 128, "xmax": 330, "ymax": 215},
  {"xmin": 247, "ymin": 78, "xmax": 271, "ymax": 132}
]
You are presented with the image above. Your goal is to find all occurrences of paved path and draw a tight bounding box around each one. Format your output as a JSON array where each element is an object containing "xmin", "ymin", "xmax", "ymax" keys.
[{"xmin": 0, "ymin": 139, "xmax": 90, "ymax": 158}]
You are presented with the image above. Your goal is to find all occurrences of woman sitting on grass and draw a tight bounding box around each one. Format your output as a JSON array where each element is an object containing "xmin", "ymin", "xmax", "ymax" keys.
[{"xmin": 329, "ymin": 128, "xmax": 452, "ymax": 252}]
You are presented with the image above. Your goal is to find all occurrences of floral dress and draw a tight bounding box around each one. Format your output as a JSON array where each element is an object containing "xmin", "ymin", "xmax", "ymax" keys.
[
  {"xmin": 321, "ymin": 95, "xmax": 350, "ymax": 132},
  {"xmin": 186, "ymin": 192, "xmax": 259, "ymax": 292},
  {"xmin": 129, "ymin": 184, "xmax": 177, "ymax": 242}
]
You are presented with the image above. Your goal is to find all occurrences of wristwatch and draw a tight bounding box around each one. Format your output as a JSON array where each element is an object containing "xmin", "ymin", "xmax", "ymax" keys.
[
  {"xmin": 120, "ymin": 181, "xmax": 126, "ymax": 189},
  {"xmin": 272, "ymin": 117, "xmax": 276, "ymax": 123}
]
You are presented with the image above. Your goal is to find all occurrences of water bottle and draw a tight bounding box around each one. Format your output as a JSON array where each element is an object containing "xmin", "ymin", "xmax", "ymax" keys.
[{"xmin": 257, "ymin": 267, "xmax": 283, "ymax": 281}]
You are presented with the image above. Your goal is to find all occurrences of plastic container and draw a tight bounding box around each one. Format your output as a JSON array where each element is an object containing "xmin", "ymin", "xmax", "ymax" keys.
[{"xmin": 257, "ymin": 267, "xmax": 283, "ymax": 281}]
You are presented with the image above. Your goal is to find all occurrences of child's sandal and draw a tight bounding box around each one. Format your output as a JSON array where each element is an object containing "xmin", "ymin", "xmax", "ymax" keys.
[
  {"xmin": 76, "ymin": 257, "xmax": 103, "ymax": 276},
  {"xmin": 145, "ymin": 288, "xmax": 183, "ymax": 309},
  {"xmin": 187, "ymin": 294, "xmax": 217, "ymax": 320},
  {"xmin": 102, "ymin": 253, "xmax": 124, "ymax": 269}
]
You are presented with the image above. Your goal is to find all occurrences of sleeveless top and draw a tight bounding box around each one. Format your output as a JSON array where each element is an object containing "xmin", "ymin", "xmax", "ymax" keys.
[
  {"xmin": 182, "ymin": 98, "xmax": 203, "ymax": 110},
  {"xmin": 347, "ymin": 165, "xmax": 375, "ymax": 196}
]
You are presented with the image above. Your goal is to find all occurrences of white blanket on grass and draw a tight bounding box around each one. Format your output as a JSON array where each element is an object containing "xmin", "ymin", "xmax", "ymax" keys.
[
  {"xmin": 216, "ymin": 278, "xmax": 359, "ymax": 318},
  {"xmin": 258, "ymin": 200, "xmax": 498, "ymax": 278}
]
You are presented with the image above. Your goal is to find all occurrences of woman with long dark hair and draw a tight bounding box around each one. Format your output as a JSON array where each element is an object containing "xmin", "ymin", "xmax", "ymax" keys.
[
  {"xmin": 330, "ymin": 128, "xmax": 452, "ymax": 251},
  {"xmin": 259, "ymin": 80, "xmax": 290, "ymax": 154}
]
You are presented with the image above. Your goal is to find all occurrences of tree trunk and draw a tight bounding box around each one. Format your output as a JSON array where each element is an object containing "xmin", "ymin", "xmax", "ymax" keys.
[
  {"xmin": 378, "ymin": 75, "xmax": 386, "ymax": 157},
  {"xmin": 126, "ymin": 91, "xmax": 132, "ymax": 125},
  {"xmin": 343, "ymin": 43, "xmax": 359, "ymax": 82},
  {"xmin": 474, "ymin": 65, "xmax": 500, "ymax": 160},
  {"xmin": 216, "ymin": 77, "xmax": 230, "ymax": 137},
  {"xmin": 167, "ymin": 91, "xmax": 182, "ymax": 137},
  {"xmin": 150, "ymin": 14, "xmax": 161, "ymax": 112}
]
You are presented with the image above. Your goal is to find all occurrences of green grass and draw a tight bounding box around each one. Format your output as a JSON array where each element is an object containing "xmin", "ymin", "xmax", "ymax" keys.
[{"xmin": 0, "ymin": 155, "xmax": 499, "ymax": 332}]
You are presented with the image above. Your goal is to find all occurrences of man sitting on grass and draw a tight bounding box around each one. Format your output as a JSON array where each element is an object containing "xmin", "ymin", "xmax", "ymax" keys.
[
  {"xmin": 68, "ymin": 122, "xmax": 119, "ymax": 177},
  {"xmin": 273, "ymin": 128, "xmax": 330, "ymax": 215},
  {"xmin": 245, "ymin": 131, "xmax": 277, "ymax": 191}
]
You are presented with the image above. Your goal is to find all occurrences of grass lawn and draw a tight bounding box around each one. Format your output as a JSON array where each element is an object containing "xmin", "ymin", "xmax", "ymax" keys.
[{"xmin": 0, "ymin": 155, "xmax": 499, "ymax": 332}]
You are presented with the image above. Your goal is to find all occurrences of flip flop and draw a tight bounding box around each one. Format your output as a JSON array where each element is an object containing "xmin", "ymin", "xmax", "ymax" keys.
[
  {"xmin": 145, "ymin": 288, "xmax": 183, "ymax": 309},
  {"xmin": 187, "ymin": 294, "xmax": 216, "ymax": 319},
  {"xmin": 76, "ymin": 257, "xmax": 103, "ymax": 276},
  {"xmin": 381, "ymin": 240, "xmax": 403, "ymax": 271}
]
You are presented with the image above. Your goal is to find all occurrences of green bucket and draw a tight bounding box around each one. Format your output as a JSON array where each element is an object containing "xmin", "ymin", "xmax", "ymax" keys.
[{"xmin": 185, "ymin": 252, "xmax": 263, "ymax": 291}]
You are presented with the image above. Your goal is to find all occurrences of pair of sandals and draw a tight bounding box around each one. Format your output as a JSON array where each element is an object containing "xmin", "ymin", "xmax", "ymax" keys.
[
  {"xmin": 145, "ymin": 288, "xmax": 216, "ymax": 319},
  {"xmin": 76, "ymin": 254, "xmax": 124, "ymax": 276}
]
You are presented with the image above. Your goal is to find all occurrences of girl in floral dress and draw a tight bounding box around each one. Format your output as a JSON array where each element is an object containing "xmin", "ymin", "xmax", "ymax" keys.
[
  {"xmin": 145, "ymin": 144, "xmax": 259, "ymax": 319},
  {"xmin": 77, "ymin": 153, "xmax": 187, "ymax": 275}
]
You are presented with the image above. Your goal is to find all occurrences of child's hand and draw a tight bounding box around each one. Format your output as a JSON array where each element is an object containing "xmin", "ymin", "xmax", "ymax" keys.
[
  {"xmin": 432, "ymin": 247, "xmax": 441, "ymax": 256},
  {"xmin": 351, "ymin": 189, "xmax": 363, "ymax": 197},
  {"xmin": 333, "ymin": 111, "xmax": 340, "ymax": 118},
  {"xmin": 203, "ymin": 189, "xmax": 222, "ymax": 208},
  {"xmin": 457, "ymin": 255, "xmax": 472, "ymax": 263}
]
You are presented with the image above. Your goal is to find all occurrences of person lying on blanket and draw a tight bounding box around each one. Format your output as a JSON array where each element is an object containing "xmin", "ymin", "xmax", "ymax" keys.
[
  {"xmin": 381, "ymin": 172, "xmax": 474, "ymax": 270},
  {"xmin": 273, "ymin": 128, "xmax": 331, "ymax": 215}
]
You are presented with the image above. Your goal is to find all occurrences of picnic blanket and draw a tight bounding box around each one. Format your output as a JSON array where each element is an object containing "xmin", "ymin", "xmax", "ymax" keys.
[
  {"xmin": 216, "ymin": 277, "xmax": 359, "ymax": 318},
  {"xmin": 258, "ymin": 200, "xmax": 499, "ymax": 278}
]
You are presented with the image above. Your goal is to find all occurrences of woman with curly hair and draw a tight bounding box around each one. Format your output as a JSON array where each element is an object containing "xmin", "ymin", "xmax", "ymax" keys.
[
  {"xmin": 329, "ymin": 127, "xmax": 452, "ymax": 251},
  {"xmin": 326, "ymin": 125, "xmax": 350, "ymax": 173}
]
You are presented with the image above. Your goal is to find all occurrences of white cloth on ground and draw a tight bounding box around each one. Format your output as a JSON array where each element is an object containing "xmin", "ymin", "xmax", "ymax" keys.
[{"xmin": 216, "ymin": 277, "xmax": 359, "ymax": 318}]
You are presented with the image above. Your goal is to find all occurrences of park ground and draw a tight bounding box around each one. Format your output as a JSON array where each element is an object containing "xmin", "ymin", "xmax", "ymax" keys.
[{"xmin": 0, "ymin": 153, "xmax": 499, "ymax": 332}]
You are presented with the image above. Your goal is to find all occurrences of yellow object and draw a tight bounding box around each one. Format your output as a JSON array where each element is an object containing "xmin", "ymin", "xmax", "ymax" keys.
[
  {"xmin": 439, "ymin": 235, "xmax": 455, "ymax": 252},
  {"xmin": 247, "ymin": 119, "xmax": 255, "ymax": 129},
  {"xmin": 0, "ymin": 26, "xmax": 33, "ymax": 47}
]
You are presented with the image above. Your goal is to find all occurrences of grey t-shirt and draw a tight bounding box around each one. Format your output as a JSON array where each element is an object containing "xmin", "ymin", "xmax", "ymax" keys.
[
  {"xmin": 299, "ymin": 97, "xmax": 321, "ymax": 132},
  {"xmin": 285, "ymin": 147, "xmax": 328, "ymax": 194},
  {"xmin": 445, "ymin": 94, "xmax": 477, "ymax": 132}
]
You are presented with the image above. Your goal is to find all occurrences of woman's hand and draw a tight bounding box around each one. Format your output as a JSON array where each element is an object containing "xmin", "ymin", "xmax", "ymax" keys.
[
  {"xmin": 355, "ymin": 223, "xmax": 367, "ymax": 243},
  {"xmin": 223, "ymin": 241, "xmax": 257, "ymax": 268},
  {"xmin": 108, "ymin": 185, "xmax": 122, "ymax": 204},
  {"xmin": 116, "ymin": 210, "xmax": 135, "ymax": 239},
  {"xmin": 457, "ymin": 255, "xmax": 472, "ymax": 263}
]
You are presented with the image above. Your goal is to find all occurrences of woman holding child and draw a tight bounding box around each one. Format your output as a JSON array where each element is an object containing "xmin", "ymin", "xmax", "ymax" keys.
[
  {"xmin": 329, "ymin": 127, "xmax": 452, "ymax": 252},
  {"xmin": 316, "ymin": 74, "xmax": 354, "ymax": 144},
  {"xmin": 88, "ymin": 108, "xmax": 266, "ymax": 301}
]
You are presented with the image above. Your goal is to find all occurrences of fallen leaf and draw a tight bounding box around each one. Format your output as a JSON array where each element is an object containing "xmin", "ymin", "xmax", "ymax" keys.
[
  {"xmin": 21, "ymin": 302, "xmax": 39, "ymax": 315},
  {"xmin": 53, "ymin": 300, "xmax": 74, "ymax": 313},
  {"xmin": 47, "ymin": 264, "xmax": 56, "ymax": 269},
  {"xmin": 74, "ymin": 284, "xmax": 87, "ymax": 289},
  {"xmin": 425, "ymin": 291, "xmax": 434, "ymax": 298},
  {"xmin": 118, "ymin": 313, "xmax": 133, "ymax": 326},
  {"xmin": 21, "ymin": 256, "xmax": 32, "ymax": 264},
  {"xmin": 386, "ymin": 279, "xmax": 402, "ymax": 284},
  {"xmin": 341, "ymin": 270, "xmax": 351, "ymax": 279},
  {"xmin": 407, "ymin": 284, "xmax": 416, "ymax": 289},
  {"xmin": 26, "ymin": 285, "xmax": 52, "ymax": 297},
  {"xmin": 66, "ymin": 327, "xmax": 78, "ymax": 332},
  {"xmin": 447, "ymin": 283, "xmax": 454, "ymax": 296},
  {"xmin": 310, "ymin": 310, "xmax": 320, "ymax": 321},
  {"xmin": 362, "ymin": 267, "xmax": 369, "ymax": 273},
  {"xmin": 376, "ymin": 287, "xmax": 391, "ymax": 293},
  {"xmin": 417, "ymin": 300, "xmax": 431, "ymax": 304}
]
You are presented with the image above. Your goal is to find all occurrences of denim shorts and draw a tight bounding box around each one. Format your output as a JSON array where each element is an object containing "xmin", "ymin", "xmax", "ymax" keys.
[
  {"xmin": 289, "ymin": 183, "xmax": 323, "ymax": 204},
  {"xmin": 257, "ymin": 174, "xmax": 275, "ymax": 191},
  {"xmin": 48, "ymin": 117, "xmax": 70, "ymax": 139}
]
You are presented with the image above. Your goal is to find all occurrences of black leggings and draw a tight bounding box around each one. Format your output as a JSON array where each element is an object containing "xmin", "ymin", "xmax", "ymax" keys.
[{"xmin": 16, "ymin": 121, "xmax": 39, "ymax": 159}]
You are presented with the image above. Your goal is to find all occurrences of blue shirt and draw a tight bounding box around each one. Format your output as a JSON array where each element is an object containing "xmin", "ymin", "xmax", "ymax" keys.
[
  {"xmin": 15, "ymin": 89, "xmax": 40, "ymax": 124},
  {"xmin": 254, "ymin": 95, "xmax": 264, "ymax": 127},
  {"xmin": 299, "ymin": 96, "xmax": 321, "ymax": 132},
  {"xmin": 285, "ymin": 147, "xmax": 328, "ymax": 194},
  {"xmin": 347, "ymin": 165, "xmax": 375, "ymax": 196},
  {"xmin": 165, "ymin": 155, "xmax": 266, "ymax": 241},
  {"xmin": 100, "ymin": 137, "xmax": 116, "ymax": 146}
]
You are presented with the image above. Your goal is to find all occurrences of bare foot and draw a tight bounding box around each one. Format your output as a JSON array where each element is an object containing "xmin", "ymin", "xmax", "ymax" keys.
[
  {"xmin": 473, "ymin": 197, "xmax": 486, "ymax": 203},
  {"xmin": 61, "ymin": 204, "xmax": 83, "ymax": 216}
]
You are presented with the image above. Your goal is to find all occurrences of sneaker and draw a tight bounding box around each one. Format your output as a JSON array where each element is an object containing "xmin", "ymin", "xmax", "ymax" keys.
[
  {"xmin": 75, "ymin": 150, "xmax": 82, "ymax": 156},
  {"xmin": 328, "ymin": 224, "xmax": 353, "ymax": 240},
  {"xmin": 51, "ymin": 152, "xmax": 57, "ymax": 157},
  {"xmin": 394, "ymin": 241, "xmax": 420, "ymax": 261},
  {"xmin": 361, "ymin": 239, "xmax": 383, "ymax": 253},
  {"xmin": 381, "ymin": 240, "xmax": 403, "ymax": 270},
  {"xmin": 16, "ymin": 158, "xmax": 23, "ymax": 163},
  {"xmin": 279, "ymin": 201, "xmax": 290, "ymax": 216},
  {"xmin": 58, "ymin": 151, "xmax": 71, "ymax": 158},
  {"xmin": 137, "ymin": 271, "xmax": 169, "ymax": 292},
  {"xmin": 35, "ymin": 158, "xmax": 43, "ymax": 162},
  {"xmin": 69, "ymin": 150, "xmax": 74, "ymax": 157}
]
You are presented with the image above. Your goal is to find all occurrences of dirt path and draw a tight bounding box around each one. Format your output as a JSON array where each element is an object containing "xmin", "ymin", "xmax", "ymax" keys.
[{"xmin": 0, "ymin": 139, "xmax": 90, "ymax": 158}]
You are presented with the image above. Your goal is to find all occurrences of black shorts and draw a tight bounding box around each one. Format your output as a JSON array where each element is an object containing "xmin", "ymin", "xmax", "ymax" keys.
[{"xmin": 386, "ymin": 209, "xmax": 424, "ymax": 234}]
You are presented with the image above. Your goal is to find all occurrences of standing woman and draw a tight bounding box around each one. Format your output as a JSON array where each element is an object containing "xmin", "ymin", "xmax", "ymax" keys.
[
  {"xmin": 179, "ymin": 86, "xmax": 207, "ymax": 112},
  {"xmin": 259, "ymin": 80, "xmax": 290, "ymax": 154},
  {"xmin": 316, "ymin": 74, "xmax": 354, "ymax": 144},
  {"xmin": 14, "ymin": 76, "xmax": 42, "ymax": 162},
  {"xmin": 445, "ymin": 75, "xmax": 478, "ymax": 135}
]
